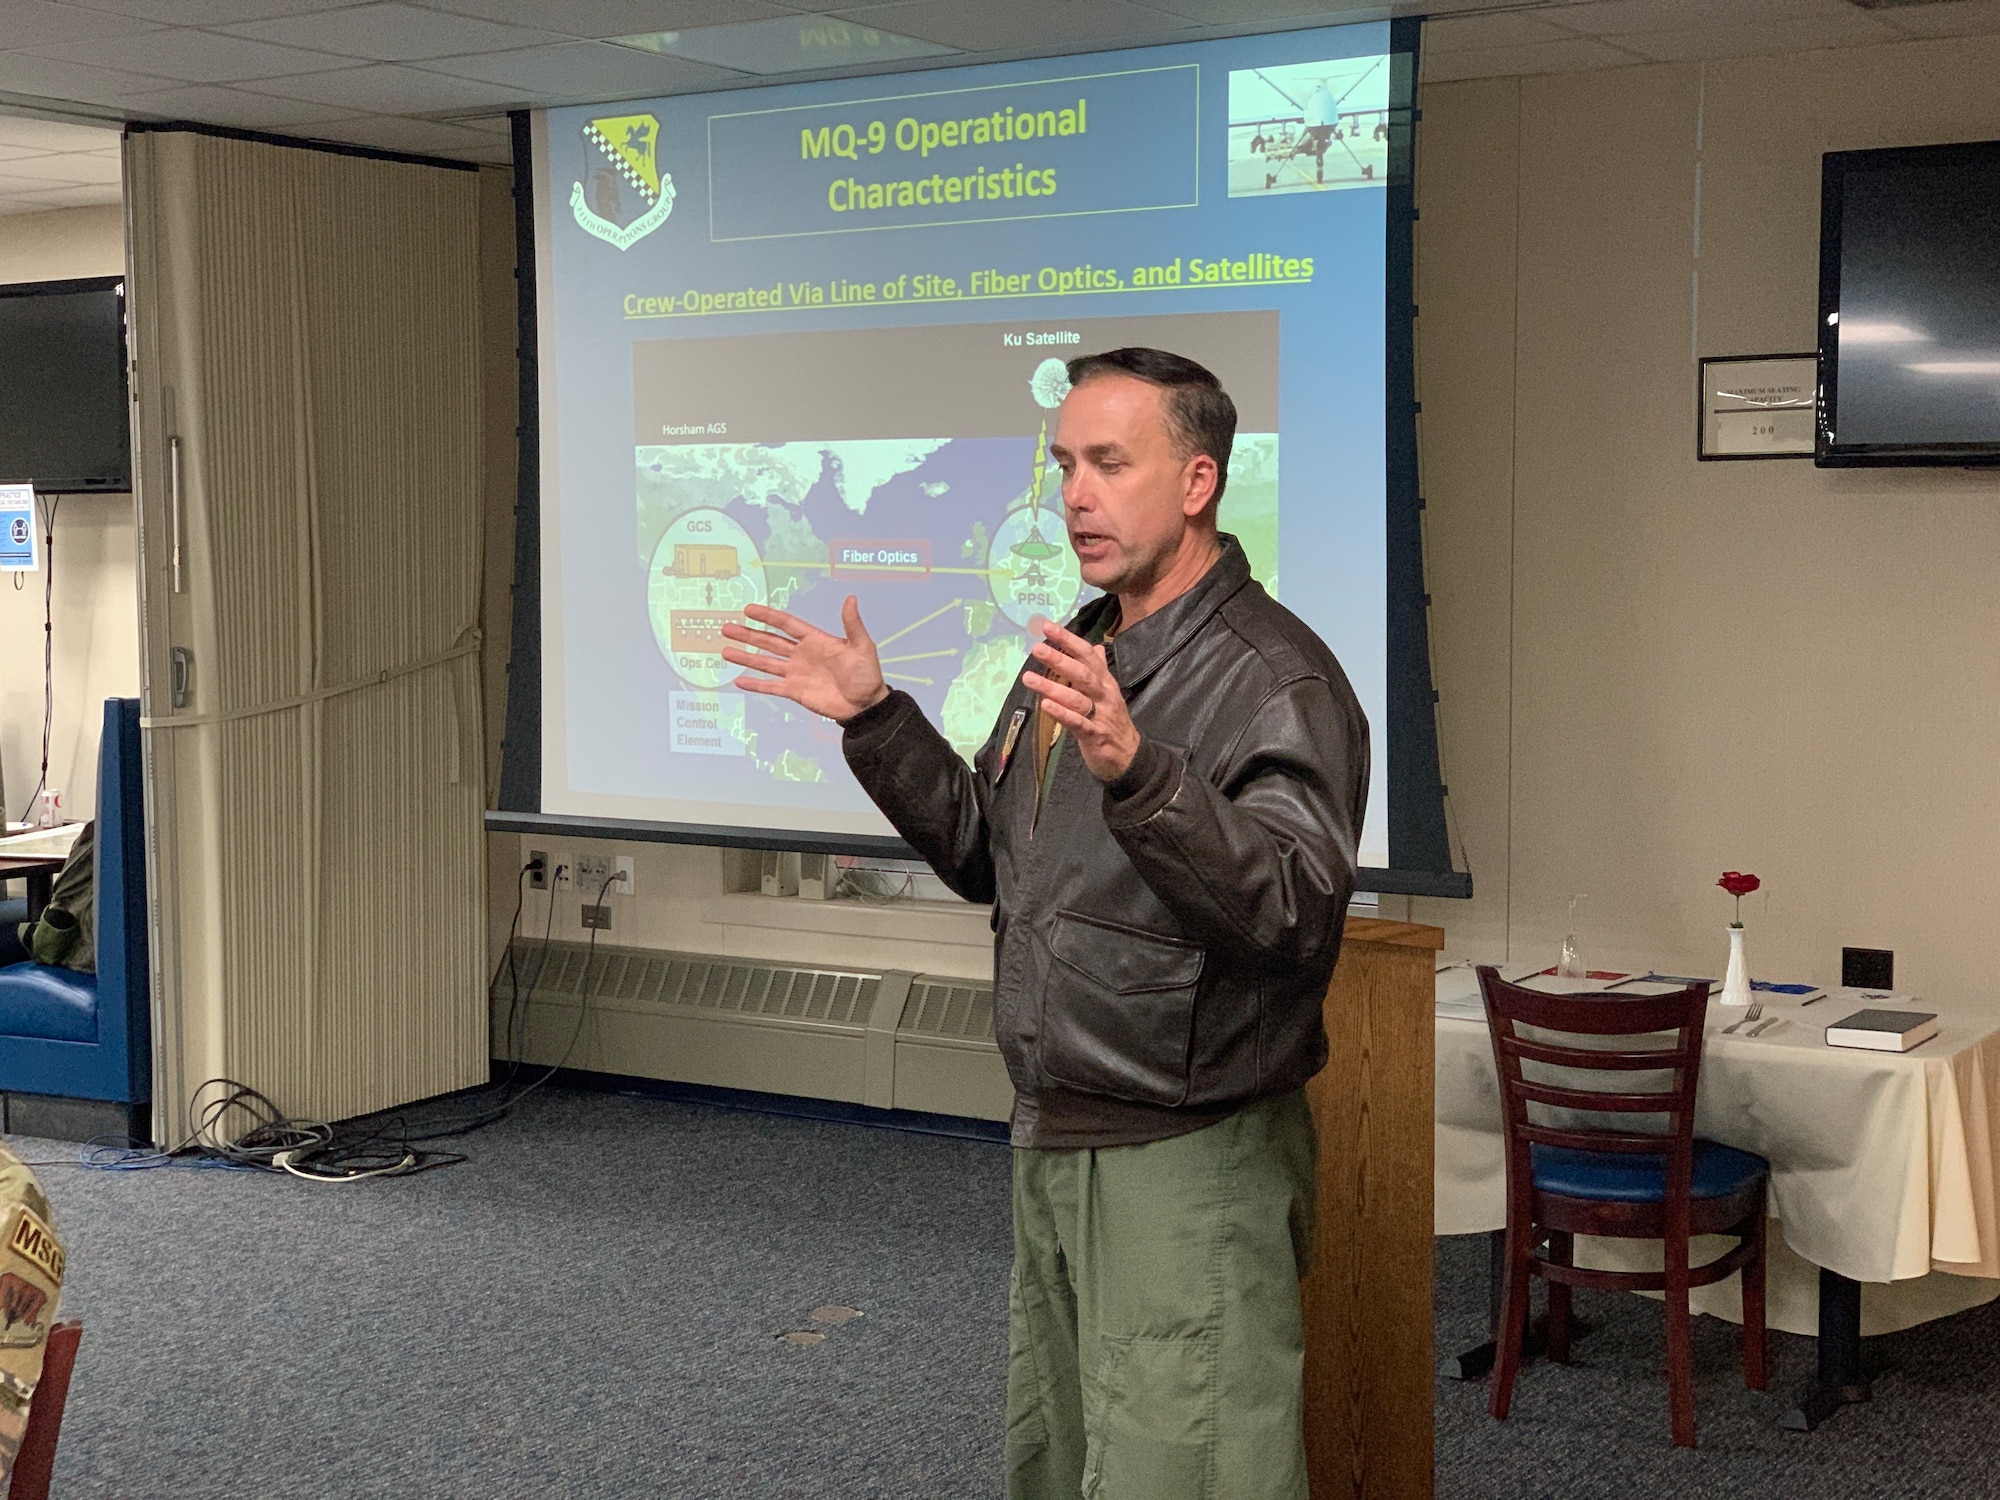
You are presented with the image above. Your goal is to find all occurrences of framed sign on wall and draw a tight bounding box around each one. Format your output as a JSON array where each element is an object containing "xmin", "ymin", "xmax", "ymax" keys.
[{"xmin": 1699, "ymin": 354, "xmax": 1816, "ymax": 460}]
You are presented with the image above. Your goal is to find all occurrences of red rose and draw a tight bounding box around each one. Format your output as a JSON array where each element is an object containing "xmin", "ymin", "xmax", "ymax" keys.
[{"xmin": 1718, "ymin": 872, "xmax": 1761, "ymax": 897}]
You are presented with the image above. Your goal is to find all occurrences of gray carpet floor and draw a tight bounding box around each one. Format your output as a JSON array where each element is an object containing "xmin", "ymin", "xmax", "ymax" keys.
[{"xmin": 13, "ymin": 1086, "xmax": 2000, "ymax": 1497}]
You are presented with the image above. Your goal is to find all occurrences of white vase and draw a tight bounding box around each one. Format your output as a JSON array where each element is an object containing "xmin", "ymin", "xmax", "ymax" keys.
[{"xmin": 1720, "ymin": 926, "xmax": 1752, "ymax": 1007}]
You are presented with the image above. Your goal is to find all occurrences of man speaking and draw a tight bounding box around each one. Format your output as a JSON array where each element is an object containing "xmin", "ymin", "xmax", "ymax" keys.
[{"xmin": 721, "ymin": 348, "xmax": 1368, "ymax": 1500}]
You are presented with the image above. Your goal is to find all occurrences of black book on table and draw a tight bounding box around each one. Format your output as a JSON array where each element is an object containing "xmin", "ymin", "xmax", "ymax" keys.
[{"xmin": 1824, "ymin": 1009, "xmax": 1938, "ymax": 1053}]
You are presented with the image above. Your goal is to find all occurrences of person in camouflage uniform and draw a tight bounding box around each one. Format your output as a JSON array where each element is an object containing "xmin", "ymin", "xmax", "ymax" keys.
[{"xmin": 0, "ymin": 1145, "xmax": 62, "ymax": 1486}]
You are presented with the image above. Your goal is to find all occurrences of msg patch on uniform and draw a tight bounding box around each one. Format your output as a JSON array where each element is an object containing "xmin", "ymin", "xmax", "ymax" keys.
[
  {"xmin": 3, "ymin": 1210, "xmax": 59, "ymax": 1294},
  {"xmin": 0, "ymin": 1206, "xmax": 60, "ymax": 1354}
]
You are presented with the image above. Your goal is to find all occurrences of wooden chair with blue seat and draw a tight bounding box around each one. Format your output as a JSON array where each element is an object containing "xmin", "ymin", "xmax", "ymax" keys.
[
  {"xmin": 0, "ymin": 701, "xmax": 150, "ymax": 1138},
  {"xmin": 1476, "ymin": 965, "xmax": 1768, "ymax": 1449}
]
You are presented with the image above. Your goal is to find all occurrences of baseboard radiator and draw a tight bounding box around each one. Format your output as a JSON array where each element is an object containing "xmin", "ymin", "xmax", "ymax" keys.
[{"xmin": 497, "ymin": 943, "xmax": 1013, "ymax": 1123}]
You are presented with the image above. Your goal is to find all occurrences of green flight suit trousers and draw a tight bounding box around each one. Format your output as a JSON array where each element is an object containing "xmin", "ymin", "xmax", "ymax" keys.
[{"xmin": 1006, "ymin": 1090, "xmax": 1319, "ymax": 1500}]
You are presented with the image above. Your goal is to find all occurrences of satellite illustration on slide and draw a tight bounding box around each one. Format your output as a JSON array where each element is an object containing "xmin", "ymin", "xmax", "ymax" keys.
[{"xmin": 633, "ymin": 314, "xmax": 1278, "ymax": 783}]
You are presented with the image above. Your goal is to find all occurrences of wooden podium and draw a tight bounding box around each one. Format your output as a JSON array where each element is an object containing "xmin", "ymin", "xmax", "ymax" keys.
[{"xmin": 1301, "ymin": 918, "xmax": 1442, "ymax": 1500}]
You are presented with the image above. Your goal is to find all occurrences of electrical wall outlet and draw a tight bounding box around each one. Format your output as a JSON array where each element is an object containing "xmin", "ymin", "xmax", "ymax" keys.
[
  {"xmin": 581, "ymin": 902, "xmax": 612, "ymax": 930},
  {"xmin": 576, "ymin": 853, "xmax": 613, "ymax": 895},
  {"xmin": 799, "ymin": 853, "xmax": 833, "ymax": 900},
  {"xmin": 612, "ymin": 856, "xmax": 634, "ymax": 896},
  {"xmin": 761, "ymin": 850, "xmax": 801, "ymax": 896},
  {"xmin": 551, "ymin": 852, "xmax": 574, "ymax": 890},
  {"xmin": 527, "ymin": 849, "xmax": 549, "ymax": 891}
]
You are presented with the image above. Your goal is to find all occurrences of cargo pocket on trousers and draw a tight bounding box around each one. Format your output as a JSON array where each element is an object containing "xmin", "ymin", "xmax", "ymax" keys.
[
  {"xmin": 1087, "ymin": 1333, "xmax": 1214, "ymax": 1498},
  {"xmin": 1040, "ymin": 911, "xmax": 1205, "ymax": 1107}
]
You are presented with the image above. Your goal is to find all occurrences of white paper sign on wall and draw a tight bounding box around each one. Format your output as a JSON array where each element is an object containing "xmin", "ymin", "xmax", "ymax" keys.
[{"xmin": 0, "ymin": 484, "xmax": 36, "ymax": 572}]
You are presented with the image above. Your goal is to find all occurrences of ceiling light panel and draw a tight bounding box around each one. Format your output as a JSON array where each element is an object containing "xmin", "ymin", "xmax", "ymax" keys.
[
  {"xmin": 418, "ymin": 0, "xmax": 800, "ymax": 39},
  {"xmin": 820, "ymin": 0, "xmax": 1202, "ymax": 52},
  {"xmin": 415, "ymin": 40, "xmax": 748, "ymax": 97},
  {"xmin": 612, "ymin": 15, "xmax": 957, "ymax": 74}
]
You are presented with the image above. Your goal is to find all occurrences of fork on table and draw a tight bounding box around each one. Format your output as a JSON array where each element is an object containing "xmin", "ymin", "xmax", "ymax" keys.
[{"xmin": 1721, "ymin": 1003, "xmax": 1763, "ymax": 1035}]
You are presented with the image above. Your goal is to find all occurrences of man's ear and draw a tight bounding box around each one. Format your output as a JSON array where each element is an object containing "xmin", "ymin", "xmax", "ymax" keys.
[{"xmin": 1181, "ymin": 452, "xmax": 1220, "ymax": 518}]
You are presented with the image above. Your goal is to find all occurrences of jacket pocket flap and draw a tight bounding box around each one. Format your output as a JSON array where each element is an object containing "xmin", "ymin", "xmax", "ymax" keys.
[{"xmin": 1049, "ymin": 911, "xmax": 1204, "ymax": 995}]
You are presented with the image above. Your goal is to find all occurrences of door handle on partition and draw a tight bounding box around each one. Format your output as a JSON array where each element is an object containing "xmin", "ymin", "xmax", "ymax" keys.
[{"xmin": 168, "ymin": 433, "xmax": 183, "ymax": 594}]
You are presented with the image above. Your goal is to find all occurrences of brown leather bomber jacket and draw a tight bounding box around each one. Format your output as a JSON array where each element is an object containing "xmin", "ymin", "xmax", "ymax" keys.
[{"xmin": 841, "ymin": 535, "xmax": 1370, "ymax": 1150}]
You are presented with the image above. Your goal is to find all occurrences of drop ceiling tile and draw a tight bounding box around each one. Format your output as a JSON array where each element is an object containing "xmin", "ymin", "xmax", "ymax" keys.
[
  {"xmin": 306, "ymin": 112, "xmax": 501, "ymax": 151},
  {"xmin": 1423, "ymin": 11, "xmax": 1582, "ymax": 53},
  {"xmin": 425, "ymin": 110, "xmax": 512, "ymax": 136},
  {"xmin": 415, "ymin": 39, "xmax": 746, "ymax": 98},
  {"xmin": 1123, "ymin": 0, "xmax": 1388, "ymax": 23},
  {"xmin": 0, "ymin": 168, "xmax": 89, "ymax": 192},
  {"xmin": 1609, "ymin": 13, "xmax": 1901, "ymax": 62},
  {"xmin": 431, "ymin": 141, "xmax": 514, "ymax": 163},
  {"xmin": 233, "ymin": 59, "xmax": 542, "ymax": 110},
  {"xmin": 821, "ymin": 0, "xmax": 1197, "ymax": 51},
  {"xmin": 219, "ymin": 2, "xmax": 568, "ymax": 61},
  {"xmin": 0, "ymin": 54, "xmax": 183, "ymax": 106},
  {"xmin": 122, "ymin": 81, "xmax": 373, "ymax": 126},
  {"xmin": 0, "ymin": 1, "xmax": 166, "ymax": 48},
  {"xmin": 422, "ymin": 0, "xmax": 795, "ymax": 37},
  {"xmin": 1866, "ymin": 0, "xmax": 2000, "ymax": 38},
  {"xmin": 0, "ymin": 150, "xmax": 122, "ymax": 184},
  {"xmin": 25, "ymin": 29, "xmax": 362, "ymax": 83},
  {"xmin": 1419, "ymin": 34, "xmax": 1645, "ymax": 82},
  {"xmin": 0, "ymin": 180, "xmax": 121, "ymax": 206},
  {"xmin": 0, "ymin": 117, "xmax": 121, "ymax": 153},
  {"xmin": 61, "ymin": 0, "xmax": 370, "ymax": 22},
  {"xmin": 1542, "ymin": 0, "xmax": 1854, "ymax": 34}
]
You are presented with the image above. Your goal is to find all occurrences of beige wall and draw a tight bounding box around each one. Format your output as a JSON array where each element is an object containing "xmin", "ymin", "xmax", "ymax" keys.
[
  {"xmin": 1409, "ymin": 35, "xmax": 2000, "ymax": 1003},
  {"xmin": 0, "ymin": 204, "xmax": 121, "ymax": 284},
  {"xmin": 0, "ymin": 203, "xmax": 136, "ymax": 823}
]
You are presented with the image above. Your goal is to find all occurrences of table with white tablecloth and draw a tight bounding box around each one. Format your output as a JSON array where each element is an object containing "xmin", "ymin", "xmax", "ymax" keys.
[{"xmin": 1435, "ymin": 963, "xmax": 2000, "ymax": 1339}]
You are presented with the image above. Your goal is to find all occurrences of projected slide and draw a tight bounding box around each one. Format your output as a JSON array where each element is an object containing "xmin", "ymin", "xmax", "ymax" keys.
[
  {"xmin": 536, "ymin": 21, "xmax": 1395, "ymax": 862},
  {"xmin": 633, "ymin": 314, "xmax": 1277, "ymax": 781}
]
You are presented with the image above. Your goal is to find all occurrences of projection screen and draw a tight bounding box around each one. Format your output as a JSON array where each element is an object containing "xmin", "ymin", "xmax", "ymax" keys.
[{"xmin": 515, "ymin": 17, "xmax": 1464, "ymax": 894}]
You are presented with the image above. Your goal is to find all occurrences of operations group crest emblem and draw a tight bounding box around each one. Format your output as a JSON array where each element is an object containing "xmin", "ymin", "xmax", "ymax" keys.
[{"xmin": 571, "ymin": 113, "xmax": 675, "ymax": 250}]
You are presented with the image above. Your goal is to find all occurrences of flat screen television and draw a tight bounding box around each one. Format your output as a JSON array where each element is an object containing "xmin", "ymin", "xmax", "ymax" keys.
[
  {"xmin": 0, "ymin": 276, "xmax": 131, "ymax": 493},
  {"xmin": 1818, "ymin": 138, "xmax": 2000, "ymax": 466}
]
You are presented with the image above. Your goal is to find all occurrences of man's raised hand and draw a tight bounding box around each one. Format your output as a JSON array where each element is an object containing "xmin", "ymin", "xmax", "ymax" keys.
[
  {"xmin": 720, "ymin": 596, "xmax": 890, "ymax": 723},
  {"xmin": 1022, "ymin": 617, "xmax": 1141, "ymax": 783}
]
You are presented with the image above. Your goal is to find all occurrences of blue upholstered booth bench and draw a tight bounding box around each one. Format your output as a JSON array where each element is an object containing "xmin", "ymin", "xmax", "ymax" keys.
[{"xmin": 0, "ymin": 700, "xmax": 151, "ymax": 1142}]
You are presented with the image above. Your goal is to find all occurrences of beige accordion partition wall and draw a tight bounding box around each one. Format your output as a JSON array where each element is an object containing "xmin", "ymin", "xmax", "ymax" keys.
[{"xmin": 124, "ymin": 128, "xmax": 488, "ymax": 1145}]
